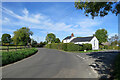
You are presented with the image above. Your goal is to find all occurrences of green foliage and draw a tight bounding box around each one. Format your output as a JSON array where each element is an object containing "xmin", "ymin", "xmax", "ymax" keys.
[
  {"xmin": 75, "ymin": 2, "xmax": 120, "ymax": 19},
  {"xmin": 94, "ymin": 29, "xmax": 108, "ymax": 44},
  {"xmin": 37, "ymin": 41, "xmax": 46, "ymax": 47},
  {"xmin": 55, "ymin": 38, "xmax": 61, "ymax": 43},
  {"xmin": 31, "ymin": 40, "xmax": 37, "ymax": 47},
  {"xmin": 45, "ymin": 33, "xmax": 56, "ymax": 43},
  {"xmin": 12, "ymin": 27, "xmax": 33, "ymax": 45},
  {"xmin": 2, "ymin": 48, "xmax": 38, "ymax": 66},
  {"xmin": 114, "ymin": 53, "xmax": 120, "ymax": 80},
  {"xmin": 45, "ymin": 43, "xmax": 92, "ymax": 51},
  {"xmin": 1, "ymin": 34, "xmax": 12, "ymax": 45},
  {"xmin": 109, "ymin": 34, "xmax": 119, "ymax": 46},
  {"xmin": 67, "ymin": 43, "xmax": 80, "ymax": 51},
  {"xmin": 82, "ymin": 44, "xmax": 92, "ymax": 50},
  {"xmin": 99, "ymin": 45, "xmax": 104, "ymax": 49},
  {"xmin": 62, "ymin": 43, "xmax": 68, "ymax": 51},
  {"xmin": 104, "ymin": 45, "xmax": 109, "ymax": 49}
]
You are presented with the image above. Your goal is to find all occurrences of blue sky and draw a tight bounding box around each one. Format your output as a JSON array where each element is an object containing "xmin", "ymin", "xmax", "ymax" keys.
[{"xmin": 1, "ymin": 2, "xmax": 118, "ymax": 42}]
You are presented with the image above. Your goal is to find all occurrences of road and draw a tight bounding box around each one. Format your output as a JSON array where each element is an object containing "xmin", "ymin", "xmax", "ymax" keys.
[{"xmin": 2, "ymin": 48, "xmax": 98, "ymax": 78}]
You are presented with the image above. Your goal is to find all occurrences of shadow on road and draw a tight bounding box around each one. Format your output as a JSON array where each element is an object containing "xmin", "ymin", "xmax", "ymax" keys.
[{"xmin": 86, "ymin": 51, "xmax": 120, "ymax": 79}]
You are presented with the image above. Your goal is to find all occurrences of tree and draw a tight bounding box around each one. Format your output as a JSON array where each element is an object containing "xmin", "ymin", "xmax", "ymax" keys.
[
  {"xmin": 12, "ymin": 27, "xmax": 33, "ymax": 45},
  {"xmin": 94, "ymin": 29, "xmax": 108, "ymax": 44},
  {"xmin": 109, "ymin": 34, "xmax": 119, "ymax": 46},
  {"xmin": 75, "ymin": 2, "xmax": 120, "ymax": 19},
  {"xmin": 45, "ymin": 33, "xmax": 56, "ymax": 43},
  {"xmin": 55, "ymin": 38, "xmax": 60, "ymax": 43},
  {"xmin": 1, "ymin": 33, "xmax": 12, "ymax": 45},
  {"xmin": 31, "ymin": 40, "xmax": 37, "ymax": 47}
]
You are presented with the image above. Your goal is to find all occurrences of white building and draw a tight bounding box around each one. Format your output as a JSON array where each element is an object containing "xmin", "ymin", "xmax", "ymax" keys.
[{"xmin": 63, "ymin": 33, "xmax": 99, "ymax": 50}]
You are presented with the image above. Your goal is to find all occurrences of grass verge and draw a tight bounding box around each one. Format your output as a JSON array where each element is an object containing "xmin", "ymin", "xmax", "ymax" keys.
[
  {"xmin": 2, "ymin": 48, "xmax": 38, "ymax": 66},
  {"xmin": 62, "ymin": 49, "xmax": 105, "ymax": 53}
]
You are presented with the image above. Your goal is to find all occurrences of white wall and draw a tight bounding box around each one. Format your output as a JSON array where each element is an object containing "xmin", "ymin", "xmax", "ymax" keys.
[
  {"xmin": 63, "ymin": 36, "xmax": 99, "ymax": 50},
  {"xmin": 90, "ymin": 36, "xmax": 99, "ymax": 50},
  {"xmin": 63, "ymin": 37, "xmax": 76, "ymax": 43},
  {"xmin": 74, "ymin": 36, "xmax": 99, "ymax": 50}
]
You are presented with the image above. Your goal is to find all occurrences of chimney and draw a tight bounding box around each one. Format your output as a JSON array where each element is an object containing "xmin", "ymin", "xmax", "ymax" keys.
[{"xmin": 71, "ymin": 33, "xmax": 74, "ymax": 37}]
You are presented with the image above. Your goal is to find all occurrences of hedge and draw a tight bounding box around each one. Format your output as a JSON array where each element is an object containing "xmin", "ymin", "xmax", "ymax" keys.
[
  {"xmin": 2, "ymin": 48, "xmax": 38, "ymax": 66},
  {"xmin": 45, "ymin": 43, "xmax": 92, "ymax": 51}
]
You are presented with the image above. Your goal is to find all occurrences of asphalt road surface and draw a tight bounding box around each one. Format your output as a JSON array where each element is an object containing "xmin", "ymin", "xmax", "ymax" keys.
[{"xmin": 2, "ymin": 48, "xmax": 98, "ymax": 78}]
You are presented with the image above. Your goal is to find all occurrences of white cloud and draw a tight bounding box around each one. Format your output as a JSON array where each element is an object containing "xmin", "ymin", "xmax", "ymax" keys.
[
  {"xmin": 23, "ymin": 8, "xmax": 29, "ymax": 16},
  {"xmin": 78, "ymin": 18, "xmax": 100, "ymax": 28},
  {"xmin": 2, "ymin": 7, "xmax": 101, "ymax": 41}
]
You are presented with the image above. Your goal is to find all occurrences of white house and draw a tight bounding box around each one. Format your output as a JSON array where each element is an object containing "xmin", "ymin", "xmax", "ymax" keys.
[{"xmin": 63, "ymin": 33, "xmax": 99, "ymax": 50}]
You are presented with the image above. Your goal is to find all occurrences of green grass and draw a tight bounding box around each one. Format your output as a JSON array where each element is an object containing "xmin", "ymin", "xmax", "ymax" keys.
[
  {"xmin": 62, "ymin": 49, "xmax": 105, "ymax": 53},
  {"xmin": 114, "ymin": 53, "xmax": 120, "ymax": 80},
  {"xmin": 2, "ymin": 48, "xmax": 38, "ymax": 66}
]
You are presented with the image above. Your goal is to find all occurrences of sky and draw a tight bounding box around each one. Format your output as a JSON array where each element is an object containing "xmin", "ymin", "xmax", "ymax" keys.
[{"xmin": 1, "ymin": 2, "xmax": 119, "ymax": 42}]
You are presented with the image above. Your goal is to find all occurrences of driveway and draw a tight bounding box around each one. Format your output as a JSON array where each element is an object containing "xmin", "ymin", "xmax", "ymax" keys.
[{"xmin": 2, "ymin": 48, "xmax": 98, "ymax": 78}]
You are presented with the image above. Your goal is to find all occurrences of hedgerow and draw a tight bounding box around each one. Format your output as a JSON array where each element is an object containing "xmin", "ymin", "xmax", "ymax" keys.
[
  {"xmin": 45, "ymin": 43, "xmax": 92, "ymax": 51},
  {"xmin": 2, "ymin": 48, "xmax": 38, "ymax": 66}
]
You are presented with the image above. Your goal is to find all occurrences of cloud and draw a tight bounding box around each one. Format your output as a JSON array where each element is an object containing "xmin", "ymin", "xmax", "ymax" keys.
[
  {"xmin": 2, "ymin": 7, "xmax": 101, "ymax": 41},
  {"xmin": 78, "ymin": 18, "xmax": 101, "ymax": 28}
]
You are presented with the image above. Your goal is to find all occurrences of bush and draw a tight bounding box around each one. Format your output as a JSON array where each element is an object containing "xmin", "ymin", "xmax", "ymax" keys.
[
  {"xmin": 79, "ymin": 46, "xmax": 83, "ymax": 51},
  {"xmin": 99, "ymin": 45, "xmax": 104, "ymax": 49},
  {"xmin": 62, "ymin": 43, "xmax": 68, "ymax": 51},
  {"xmin": 104, "ymin": 45, "xmax": 109, "ymax": 49},
  {"xmin": 67, "ymin": 43, "xmax": 80, "ymax": 51},
  {"xmin": 2, "ymin": 48, "xmax": 38, "ymax": 66},
  {"xmin": 37, "ymin": 42, "xmax": 46, "ymax": 47},
  {"xmin": 82, "ymin": 44, "xmax": 92, "ymax": 50}
]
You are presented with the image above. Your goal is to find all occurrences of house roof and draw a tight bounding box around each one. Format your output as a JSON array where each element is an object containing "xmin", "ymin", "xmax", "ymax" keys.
[
  {"xmin": 70, "ymin": 36, "xmax": 94, "ymax": 42},
  {"xmin": 63, "ymin": 36, "xmax": 71, "ymax": 40}
]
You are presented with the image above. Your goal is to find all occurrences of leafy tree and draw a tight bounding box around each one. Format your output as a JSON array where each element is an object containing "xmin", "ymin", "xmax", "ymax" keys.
[
  {"xmin": 45, "ymin": 33, "xmax": 56, "ymax": 43},
  {"xmin": 109, "ymin": 34, "xmax": 119, "ymax": 46},
  {"xmin": 55, "ymin": 38, "xmax": 61, "ymax": 43},
  {"xmin": 37, "ymin": 41, "xmax": 46, "ymax": 47},
  {"xmin": 94, "ymin": 29, "xmax": 108, "ymax": 44},
  {"xmin": 12, "ymin": 27, "xmax": 33, "ymax": 45},
  {"xmin": 1, "ymin": 33, "xmax": 12, "ymax": 45},
  {"xmin": 75, "ymin": 2, "xmax": 120, "ymax": 19},
  {"xmin": 31, "ymin": 40, "xmax": 37, "ymax": 47}
]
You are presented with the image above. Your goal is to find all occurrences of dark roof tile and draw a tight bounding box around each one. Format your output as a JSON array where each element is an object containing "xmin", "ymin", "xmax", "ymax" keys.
[
  {"xmin": 70, "ymin": 36, "xmax": 94, "ymax": 42},
  {"xmin": 63, "ymin": 36, "xmax": 71, "ymax": 40}
]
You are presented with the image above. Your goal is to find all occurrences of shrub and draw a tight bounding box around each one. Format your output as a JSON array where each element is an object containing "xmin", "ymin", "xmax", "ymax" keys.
[
  {"xmin": 104, "ymin": 45, "xmax": 108, "ymax": 49},
  {"xmin": 45, "ymin": 43, "xmax": 92, "ymax": 51},
  {"xmin": 82, "ymin": 44, "xmax": 92, "ymax": 50},
  {"xmin": 99, "ymin": 45, "xmax": 104, "ymax": 49},
  {"xmin": 62, "ymin": 43, "xmax": 68, "ymax": 51},
  {"xmin": 2, "ymin": 48, "xmax": 38, "ymax": 66},
  {"xmin": 79, "ymin": 46, "xmax": 83, "ymax": 51},
  {"xmin": 67, "ymin": 43, "xmax": 79, "ymax": 51}
]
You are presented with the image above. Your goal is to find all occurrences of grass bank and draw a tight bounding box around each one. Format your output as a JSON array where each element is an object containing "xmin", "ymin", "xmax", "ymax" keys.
[{"xmin": 2, "ymin": 48, "xmax": 38, "ymax": 66}]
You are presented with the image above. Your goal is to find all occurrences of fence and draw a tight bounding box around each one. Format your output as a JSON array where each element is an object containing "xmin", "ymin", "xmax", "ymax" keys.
[{"xmin": 0, "ymin": 45, "xmax": 31, "ymax": 52}]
